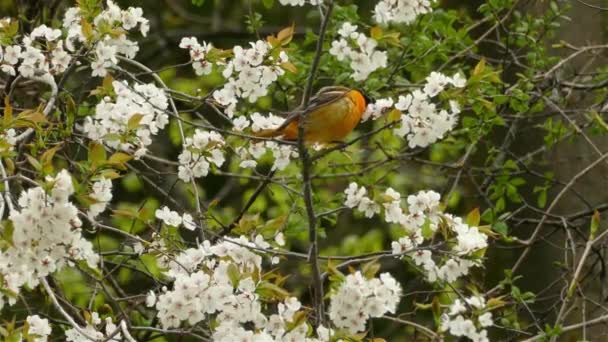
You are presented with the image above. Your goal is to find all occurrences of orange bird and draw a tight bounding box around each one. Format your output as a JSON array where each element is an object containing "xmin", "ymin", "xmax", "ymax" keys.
[{"xmin": 254, "ymin": 86, "xmax": 371, "ymax": 144}]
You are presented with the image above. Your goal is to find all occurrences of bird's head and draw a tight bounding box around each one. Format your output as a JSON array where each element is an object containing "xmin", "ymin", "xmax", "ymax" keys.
[{"xmin": 358, "ymin": 90, "xmax": 375, "ymax": 106}]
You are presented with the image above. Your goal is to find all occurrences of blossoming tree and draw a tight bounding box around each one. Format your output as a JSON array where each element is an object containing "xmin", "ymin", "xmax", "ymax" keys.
[{"xmin": 1, "ymin": 0, "xmax": 607, "ymax": 341}]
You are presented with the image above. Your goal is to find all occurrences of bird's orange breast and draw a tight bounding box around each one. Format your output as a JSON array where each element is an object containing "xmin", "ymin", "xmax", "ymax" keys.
[{"xmin": 304, "ymin": 90, "xmax": 365, "ymax": 143}]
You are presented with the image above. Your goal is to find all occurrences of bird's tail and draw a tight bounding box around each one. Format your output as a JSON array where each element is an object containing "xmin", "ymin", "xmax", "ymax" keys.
[{"xmin": 252, "ymin": 128, "xmax": 282, "ymax": 139}]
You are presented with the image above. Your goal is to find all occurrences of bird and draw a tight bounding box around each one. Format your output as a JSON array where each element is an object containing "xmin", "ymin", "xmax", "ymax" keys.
[{"xmin": 253, "ymin": 86, "xmax": 372, "ymax": 144}]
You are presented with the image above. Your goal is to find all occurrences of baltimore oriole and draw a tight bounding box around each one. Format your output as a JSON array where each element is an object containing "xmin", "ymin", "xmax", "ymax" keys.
[{"xmin": 254, "ymin": 86, "xmax": 372, "ymax": 144}]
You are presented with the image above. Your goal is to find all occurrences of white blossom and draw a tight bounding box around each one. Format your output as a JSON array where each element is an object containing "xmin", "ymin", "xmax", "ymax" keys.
[
  {"xmin": 26, "ymin": 315, "xmax": 52, "ymax": 341},
  {"xmin": 329, "ymin": 271, "xmax": 402, "ymax": 333},
  {"xmin": 2, "ymin": 170, "xmax": 99, "ymax": 310},
  {"xmin": 177, "ymin": 129, "xmax": 225, "ymax": 182},
  {"xmin": 374, "ymin": 0, "xmax": 434, "ymax": 25},
  {"xmin": 82, "ymin": 81, "xmax": 169, "ymax": 156},
  {"xmin": 329, "ymin": 22, "xmax": 387, "ymax": 81},
  {"xmin": 88, "ymin": 178, "xmax": 113, "ymax": 218},
  {"xmin": 155, "ymin": 206, "xmax": 183, "ymax": 227}
]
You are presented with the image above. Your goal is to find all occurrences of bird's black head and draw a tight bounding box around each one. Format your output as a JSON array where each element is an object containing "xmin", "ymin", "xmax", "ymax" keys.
[{"xmin": 359, "ymin": 90, "xmax": 375, "ymax": 106}]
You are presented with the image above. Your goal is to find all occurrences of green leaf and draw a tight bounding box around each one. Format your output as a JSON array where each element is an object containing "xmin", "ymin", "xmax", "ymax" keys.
[
  {"xmin": 537, "ymin": 189, "xmax": 547, "ymax": 208},
  {"xmin": 14, "ymin": 110, "xmax": 47, "ymax": 128},
  {"xmin": 81, "ymin": 18, "xmax": 94, "ymax": 42},
  {"xmin": 227, "ymin": 263, "xmax": 241, "ymax": 288},
  {"xmin": 590, "ymin": 210, "xmax": 600, "ymax": 240},
  {"xmin": 466, "ymin": 208, "xmax": 480, "ymax": 226},
  {"xmin": 472, "ymin": 58, "xmax": 486, "ymax": 77},
  {"xmin": 40, "ymin": 144, "xmax": 63, "ymax": 174},
  {"xmin": 65, "ymin": 96, "xmax": 77, "ymax": 133},
  {"xmin": 262, "ymin": 0, "xmax": 274, "ymax": 9},
  {"xmin": 492, "ymin": 221, "xmax": 508, "ymax": 235},
  {"xmin": 259, "ymin": 215, "xmax": 287, "ymax": 238},
  {"xmin": 127, "ymin": 114, "xmax": 144, "ymax": 130},
  {"xmin": 256, "ymin": 281, "xmax": 290, "ymax": 301},
  {"xmin": 421, "ymin": 218, "xmax": 433, "ymax": 239},
  {"xmin": 88, "ymin": 142, "xmax": 107, "ymax": 165},
  {"xmin": 25, "ymin": 154, "xmax": 42, "ymax": 172},
  {"xmin": 361, "ymin": 259, "xmax": 380, "ymax": 279},
  {"xmin": 280, "ymin": 62, "xmax": 297, "ymax": 73},
  {"xmin": 107, "ymin": 152, "xmax": 133, "ymax": 170},
  {"xmin": 3, "ymin": 97, "xmax": 12, "ymax": 128}
]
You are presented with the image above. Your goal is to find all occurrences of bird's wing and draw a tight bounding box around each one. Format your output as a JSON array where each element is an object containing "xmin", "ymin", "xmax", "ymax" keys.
[{"xmin": 275, "ymin": 87, "xmax": 352, "ymax": 131}]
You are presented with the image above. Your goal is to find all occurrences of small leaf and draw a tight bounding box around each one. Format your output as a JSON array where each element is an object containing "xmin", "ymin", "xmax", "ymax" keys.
[
  {"xmin": 234, "ymin": 214, "xmax": 261, "ymax": 235},
  {"xmin": 227, "ymin": 263, "xmax": 241, "ymax": 288},
  {"xmin": 387, "ymin": 108, "xmax": 401, "ymax": 122},
  {"xmin": 472, "ymin": 58, "xmax": 486, "ymax": 77},
  {"xmin": 102, "ymin": 74, "xmax": 114, "ymax": 90},
  {"xmin": 370, "ymin": 26, "xmax": 383, "ymax": 40},
  {"xmin": 14, "ymin": 110, "xmax": 47, "ymax": 128},
  {"xmin": 361, "ymin": 259, "xmax": 380, "ymax": 279},
  {"xmin": 492, "ymin": 221, "xmax": 508, "ymax": 236},
  {"xmin": 81, "ymin": 18, "xmax": 94, "ymax": 42},
  {"xmin": 280, "ymin": 62, "xmax": 297, "ymax": 73},
  {"xmin": 256, "ymin": 281, "xmax": 290, "ymax": 301},
  {"xmin": 88, "ymin": 142, "xmax": 107, "ymax": 165},
  {"xmin": 487, "ymin": 296, "xmax": 508, "ymax": 309},
  {"xmin": 66, "ymin": 96, "xmax": 77, "ymax": 132},
  {"xmin": 3, "ymin": 157, "xmax": 15, "ymax": 174},
  {"xmin": 40, "ymin": 144, "xmax": 63, "ymax": 174},
  {"xmin": 266, "ymin": 35, "xmax": 281, "ymax": 48},
  {"xmin": 111, "ymin": 209, "xmax": 138, "ymax": 219},
  {"xmin": 421, "ymin": 218, "xmax": 433, "ymax": 239},
  {"xmin": 25, "ymin": 154, "xmax": 42, "ymax": 171},
  {"xmin": 100, "ymin": 170, "xmax": 121, "ymax": 179},
  {"xmin": 3, "ymin": 97, "xmax": 12, "ymax": 127},
  {"xmin": 262, "ymin": 0, "xmax": 274, "ymax": 9},
  {"xmin": 466, "ymin": 208, "xmax": 480, "ymax": 226},
  {"xmin": 286, "ymin": 311, "xmax": 307, "ymax": 331},
  {"xmin": 277, "ymin": 24, "xmax": 295, "ymax": 45},
  {"xmin": 590, "ymin": 210, "xmax": 600, "ymax": 240},
  {"xmin": 259, "ymin": 215, "xmax": 287, "ymax": 238},
  {"xmin": 107, "ymin": 152, "xmax": 132, "ymax": 170},
  {"xmin": 127, "ymin": 114, "xmax": 144, "ymax": 130}
]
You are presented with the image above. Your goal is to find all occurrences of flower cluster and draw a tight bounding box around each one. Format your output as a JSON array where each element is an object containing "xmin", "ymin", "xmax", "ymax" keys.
[
  {"xmin": 152, "ymin": 237, "xmax": 314, "ymax": 341},
  {"xmin": 179, "ymin": 37, "xmax": 214, "ymax": 75},
  {"xmin": 344, "ymin": 182, "xmax": 381, "ymax": 217},
  {"xmin": 329, "ymin": 271, "xmax": 402, "ymax": 333},
  {"xmin": 64, "ymin": 312, "xmax": 123, "ymax": 342},
  {"xmin": 177, "ymin": 129, "xmax": 225, "ymax": 182},
  {"xmin": 364, "ymin": 71, "xmax": 466, "ymax": 148},
  {"xmin": 329, "ymin": 22, "xmax": 388, "ymax": 81},
  {"xmin": 278, "ymin": 0, "xmax": 323, "ymax": 5},
  {"xmin": 212, "ymin": 41, "xmax": 290, "ymax": 116},
  {"xmin": 0, "ymin": 44, "xmax": 21, "ymax": 76},
  {"xmin": 63, "ymin": 1, "xmax": 149, "ymax": 77},
  {"xmin": 0, "ymin": 128, "xmax": 16, "ymax": 154},
  {"xmin": 344, "ymin": 184, "xmax": 488, "ymax": 283},
  {"xmin": 87, "ymin": 177, "xmax": 113, "ymax": 218},
  {"xmin": 441, "ymin": 295, "xmax": 493, "ymax": 342},
  {"xmin": 83, "ymin": 80, "xmax": 169, "ymax": 158},
  {"xmin": 155, "ymin": 206, "xmax": 196, "ymax": 230},
  {"xmin": 232, "ymin": 112, "xmax": 300, "ymax": 171},
  {"xmin": 2, "ymin": 170, "xmax": 99, "ymax": 309},
  {"xmin": 374, "ymin": 0, "xmax": 435, "ymax": 25},
  {"xmin": 236, "ymin": 141, "xmax": 299, "ymax": 171},
  {"xmin": 0, "ymin": 24, "xmax": 69, "ymax": 78},
  {"xmin": 24, "ymin": 315, "xmax": 52, "ymax": 342}
]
